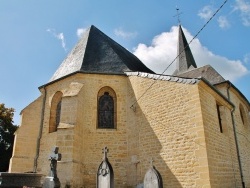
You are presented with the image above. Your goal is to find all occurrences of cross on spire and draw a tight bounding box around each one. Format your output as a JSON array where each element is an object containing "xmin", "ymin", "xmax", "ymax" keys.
[
  {"xmin": 102, "ymin": 146, "xmax": 109, "ymax": 160},
  {"xmin": 174, "ymin": 6, "xmax": 182, "ymax": 25}
]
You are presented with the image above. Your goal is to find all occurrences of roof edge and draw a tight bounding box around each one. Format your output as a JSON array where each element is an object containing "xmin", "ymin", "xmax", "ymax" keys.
[
  {"xmin": 126, "ymin": 71, "xmax": 234, "ymax": 108},
  {"xmin": 199, "ymin": 77, "xmax": 235, "ymax": 108},
  {"xmin": 39, "ymin": 71, "xmax": 127, "ymax": 89},
  {"xmin": 214, "ymin": 80, "xmax": 250, "ymax": 108}
]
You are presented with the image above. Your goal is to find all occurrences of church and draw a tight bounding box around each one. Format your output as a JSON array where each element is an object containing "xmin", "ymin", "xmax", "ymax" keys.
[{"xmin": 9, "ymin": 25, "xmax": 250, "ymax": 187}]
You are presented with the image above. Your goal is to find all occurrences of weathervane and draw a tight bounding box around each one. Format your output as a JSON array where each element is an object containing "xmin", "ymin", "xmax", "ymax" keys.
[{"xmin": 173, "ymin": 6, "xmax": 182, "ymax": 25}]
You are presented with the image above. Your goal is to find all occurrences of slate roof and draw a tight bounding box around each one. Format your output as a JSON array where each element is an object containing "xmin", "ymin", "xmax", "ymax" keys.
[
  {"xmin": 125, "ymin": 72, "xmax": 200, "ymax": 84},
  {"xmin": 173, "ymin": 25, "xmax": 197, "ymax": 75},
  {"xmin": 177, "ymin": 65, "xmax": 225, "ymax": 85},
  {"xmin": 50, "ymin": 25, "xmax": 154, "ymax": 82}
]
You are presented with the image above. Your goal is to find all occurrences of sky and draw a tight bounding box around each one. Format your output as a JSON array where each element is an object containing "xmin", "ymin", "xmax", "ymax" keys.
[{"xmin": 0, "ymin": 0, "xmax": 249, "ymax": 124}]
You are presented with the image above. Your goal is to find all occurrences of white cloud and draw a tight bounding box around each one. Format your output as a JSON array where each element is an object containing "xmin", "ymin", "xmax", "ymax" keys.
[
  {"xmin": 198, "ymin": 5, "xmax": 214, "ymax": 20},
  {"xmin": 217, "ymin": 16, "xmax": 230, "ymax": 28},
  {"xmin": 233, "ymin": 0, "xmax": 250, "ymax": 26},
  {"xmin": 77, "ymin": 28, "xmax": 87, "ymax": 38},
  {"xmin": 133, "ymin": 27, "xmax": 177, "ymax": 74},
  {"xmin": 57, "ymin": 33, "xmax": 66, "ymax": 50},
  {"xmin": 114, "ymin": 27, "xmax": 137, "ymax": 39},
  {"xmin": 133, "ymin": 26, "xmax": 248, "ymax": 82},
  {"xmin": 47, "ymin": 28, "xmax": 67, "ymax": 51},
  {"xmin": 244, "ymin": 53, "xmax": 250, "ymax": 64}
]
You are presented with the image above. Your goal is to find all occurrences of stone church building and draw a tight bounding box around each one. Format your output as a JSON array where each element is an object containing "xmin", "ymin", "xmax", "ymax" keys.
[{"xmin": 9, "ymin": 25, "xmax": 250, "ymax": 187}]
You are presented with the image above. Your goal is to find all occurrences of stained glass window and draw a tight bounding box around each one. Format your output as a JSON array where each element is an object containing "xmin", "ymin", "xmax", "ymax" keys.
[{"xmin": 98, "ymin": 92, "xmax": 114, "ymax": 128}]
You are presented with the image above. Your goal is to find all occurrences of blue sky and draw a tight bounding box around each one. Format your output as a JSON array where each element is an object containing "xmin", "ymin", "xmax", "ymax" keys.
[{"xmin": 1, "ymin": 0, "xmax": 249, "ymax": 124}]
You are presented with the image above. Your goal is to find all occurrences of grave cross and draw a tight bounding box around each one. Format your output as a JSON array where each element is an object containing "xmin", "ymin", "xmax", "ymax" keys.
[
  {"xmin": 102, "ymin": 146, "xmax": 109, "ymax": 160},
  {"xmin": 150, "ymin": 158, "xmax": 154, "ymax": 168}
]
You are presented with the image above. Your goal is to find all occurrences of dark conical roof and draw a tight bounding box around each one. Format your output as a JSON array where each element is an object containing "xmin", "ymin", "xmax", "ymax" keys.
[
  {"xmin": 173, "ymin": 25, "xmax": 197, "ymax": 75},
  {"xmin": 50, "ymin": 25, "xmax": 154, "ymax": 81},
  {"xmin": 173, "ymin": 26, "xmax": 225, "ymax": 85}
]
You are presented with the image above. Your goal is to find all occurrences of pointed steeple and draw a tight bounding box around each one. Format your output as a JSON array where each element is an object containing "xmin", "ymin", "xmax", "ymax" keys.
[
  {"xmin": 174, "ymin": 25, "xmax": 197, "ymax": 75},
  {"xmin": 50, "ymin": 25, "xmax": 154, "ymax": 82}
]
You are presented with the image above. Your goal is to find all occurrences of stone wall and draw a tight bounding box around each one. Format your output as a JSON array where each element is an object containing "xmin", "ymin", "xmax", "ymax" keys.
[
  {"xmin": 9, "ymin": 96, "xmax": 43, "ymax": 173},
  {"xmin": 198, "ymin": 82, "xmax": 242, "ymax": 187},
  {"xmin": 33, "ymin": 73, "xmax": 130, "ymax": 187},
  {"xmin": 215, "ymin": 83, "xmax": 250, "ymax": 187},
  {"xmin": 127, "ymin": 75, "xmax": 209, "ymax": 187},
  {"xmin": 10, "ymin": 73, "xmax": 249, "ymax": 187}
]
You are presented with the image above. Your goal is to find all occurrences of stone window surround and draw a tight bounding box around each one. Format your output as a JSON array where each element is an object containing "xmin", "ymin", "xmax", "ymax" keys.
[
  {"xmin": 97, "ymin": 86, "xmax": 117, "ymax": 129},
  {"xmin": 49, "ymin": 91, "xmax": 63, "ymax": 133}
]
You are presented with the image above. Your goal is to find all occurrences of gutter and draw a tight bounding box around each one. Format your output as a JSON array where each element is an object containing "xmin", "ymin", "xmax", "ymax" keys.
[
  {"xmin": 33, "ymin": 86, "xmax": 47, "ymax": 172},
  {"xmin": 227, "ymin": 83, "xmax": 245, "ymax": 188}
]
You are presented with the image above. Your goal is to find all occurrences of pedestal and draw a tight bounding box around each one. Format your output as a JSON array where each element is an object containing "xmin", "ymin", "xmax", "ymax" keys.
[{"xmin": 43, "ymin": 176, "xmax": 60, "ymax": 188}]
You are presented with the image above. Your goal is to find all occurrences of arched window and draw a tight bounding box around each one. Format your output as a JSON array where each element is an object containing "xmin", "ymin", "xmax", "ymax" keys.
[
  {"xmin": 49, "ymin": 91, "xmax": 63, "ymax": 133},
  {"xmin": 97, "ymin": 87, "xmax": 116, "ymax": 129}
]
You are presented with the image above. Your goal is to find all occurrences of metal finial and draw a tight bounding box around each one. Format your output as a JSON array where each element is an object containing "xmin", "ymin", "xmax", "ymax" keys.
[{"xmin": 174, "ymin": 6, "xmax": 182, "ymax": 25}]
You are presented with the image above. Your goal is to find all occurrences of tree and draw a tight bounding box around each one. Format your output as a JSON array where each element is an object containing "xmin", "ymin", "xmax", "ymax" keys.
[{"xmin": 0, "ymin": 103, "xmax": 18, "ymax": 172}]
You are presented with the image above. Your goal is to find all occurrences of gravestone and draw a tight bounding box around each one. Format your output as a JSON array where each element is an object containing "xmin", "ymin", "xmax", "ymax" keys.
[
  {"xmin": 143, "ymin": 158, "xmax": 163, "ymax": 188},
  {"xmin": 43, "ymin": 146, "xmax": 62, "ymax": 188},
  {"xmin": 97, "ymin": 147, "xmax": 114, "ymax": 188}
]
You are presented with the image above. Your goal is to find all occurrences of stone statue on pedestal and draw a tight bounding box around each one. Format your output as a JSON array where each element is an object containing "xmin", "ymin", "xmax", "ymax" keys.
[
  {"xmin": 43, "ymin": 146, "xmax": 62, "ymax": 188},
  {"xmin": 49, "ymin": 146, "xmax": 62, "ymax": 179}
]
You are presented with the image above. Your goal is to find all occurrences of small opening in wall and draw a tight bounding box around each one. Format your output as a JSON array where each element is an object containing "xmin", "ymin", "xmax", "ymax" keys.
[
  {"xmin": 239, "ymin": 104, "xmax": 245, "ymax": 125},
  {"xmin": 216, "ymin": 104, "xmax": 223, "ymax": 133}
]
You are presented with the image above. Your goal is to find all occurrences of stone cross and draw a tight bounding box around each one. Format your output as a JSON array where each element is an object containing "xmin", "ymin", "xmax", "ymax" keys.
[
  {"xmin": 102, "ymin": 146, "xmax": 109, "ymax": 160},
  {"xmin": 49, "ymin": 146, "xmax": 62, "ymax": 179},
  {"xmin": 150, "ymin": 158, "xmax": 154, "ymax": 167}
]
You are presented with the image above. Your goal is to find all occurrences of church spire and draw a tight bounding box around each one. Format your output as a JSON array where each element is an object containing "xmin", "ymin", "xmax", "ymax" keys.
[{"xmin": 174, "ymin": 25, "xmax": 197, "ymax": 75}]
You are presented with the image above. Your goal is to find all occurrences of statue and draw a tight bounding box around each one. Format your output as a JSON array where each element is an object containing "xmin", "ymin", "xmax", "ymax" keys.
[
  {"xmin": 43, "ymin": 146, "xmax": 62, "ymax": 188},
  {"xmin": 49, "ymin": 147, "xmax": 62, "ymax": 180}
]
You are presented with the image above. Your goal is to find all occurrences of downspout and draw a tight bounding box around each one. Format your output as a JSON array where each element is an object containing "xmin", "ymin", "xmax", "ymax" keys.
[
  {"xmin": 227, "ymin": 83, "xmax": 245, "ymax": 188},
  {"xmin": 33, "ymin": 86, "xmax": 47, "ymax": 172}
]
